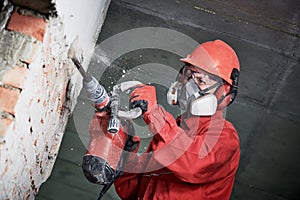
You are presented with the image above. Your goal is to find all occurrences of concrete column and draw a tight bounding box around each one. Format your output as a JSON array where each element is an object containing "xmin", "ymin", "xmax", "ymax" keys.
[{"xmin": 0, "ymin": 0, "xmax": 111, "ymax": 199}]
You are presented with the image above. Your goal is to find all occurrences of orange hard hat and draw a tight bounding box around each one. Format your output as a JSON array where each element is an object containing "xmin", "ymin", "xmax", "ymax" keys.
[{"xmin": 180, "ymin": 40, "xmax": 240, "ymax": 85}]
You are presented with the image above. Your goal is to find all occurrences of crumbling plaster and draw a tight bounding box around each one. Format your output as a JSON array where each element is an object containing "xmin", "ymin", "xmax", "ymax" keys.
[{"xmin": 0, "ymin": 0, "xmax": 111, "ymax": 199}]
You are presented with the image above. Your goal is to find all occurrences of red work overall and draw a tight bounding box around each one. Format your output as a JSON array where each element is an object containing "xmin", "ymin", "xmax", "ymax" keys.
[{"xmin": 114, "ymin": 105, "xmax": 240, "ymax": 200}]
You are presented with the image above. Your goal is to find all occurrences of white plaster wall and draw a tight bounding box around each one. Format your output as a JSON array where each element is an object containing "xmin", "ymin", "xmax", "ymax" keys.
[
  {"xmin": 0, "ymin": 0, "xmax": 111, "ymax": 199},
  {"xmin": 55, "ymin": 0, "xmax": 112, "ymax": 111},
  {"xmin": 55, "ymin": 0, "xmax": 111, "ymax": 57}
]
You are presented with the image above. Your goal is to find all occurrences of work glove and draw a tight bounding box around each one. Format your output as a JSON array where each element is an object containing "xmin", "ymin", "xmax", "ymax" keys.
[
  {"xmin": 124, "ymin": 135, "xmax": 141, "ymax": 152},
  {"xmin": 121, "ymin": 120, "xmax": 140, "ymax": 153},
  {"xmin": 129, "ymin": 84, "xmax": 157, "ymax": 116}
]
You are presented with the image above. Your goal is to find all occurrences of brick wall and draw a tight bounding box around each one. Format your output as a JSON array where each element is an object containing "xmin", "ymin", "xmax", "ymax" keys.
[{"xmin": 0, "ymin": 0, "xmax": 110, "ymax": 199}]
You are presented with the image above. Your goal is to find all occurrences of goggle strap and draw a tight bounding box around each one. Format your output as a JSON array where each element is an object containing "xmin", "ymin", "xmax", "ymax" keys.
[{"xmin": 199, "ymin": 82, "xmax": 220, "ymax": 95}]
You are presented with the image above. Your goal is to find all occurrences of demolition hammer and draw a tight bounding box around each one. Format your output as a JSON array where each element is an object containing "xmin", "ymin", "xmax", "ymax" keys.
[{"xmin": 68, "ymin": 44, "xmax": 142, "ymax": 199}]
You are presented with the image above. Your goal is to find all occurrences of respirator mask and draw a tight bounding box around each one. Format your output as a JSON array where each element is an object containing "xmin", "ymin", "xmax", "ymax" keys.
[{"xmin": 167, "ymin": 65, "xmax": 221, "ymax": 116}]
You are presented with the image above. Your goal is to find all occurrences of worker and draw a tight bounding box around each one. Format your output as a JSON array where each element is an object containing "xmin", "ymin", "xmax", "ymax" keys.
[
  {"xmin": 96, "ymin": 39, "xmax": 240, "ymax": 199},
  {"xmin": 112, "ymin": 39, "xmax": 241, "ymax": 200}
]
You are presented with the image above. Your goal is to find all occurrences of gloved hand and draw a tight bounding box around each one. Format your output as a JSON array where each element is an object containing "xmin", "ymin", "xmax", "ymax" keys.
[
  {"xmin": 124, "ymin": 135, "xmax": 140, "ymax": 152},
  {"xmin": 130, "ymin": 84, "xmax": 157, "ymax": 115}
]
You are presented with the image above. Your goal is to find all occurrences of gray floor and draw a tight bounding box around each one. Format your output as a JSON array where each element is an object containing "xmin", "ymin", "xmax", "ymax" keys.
[{"xmin": 36, "ymin": 0, "xmax": 300, "ymax": 199}]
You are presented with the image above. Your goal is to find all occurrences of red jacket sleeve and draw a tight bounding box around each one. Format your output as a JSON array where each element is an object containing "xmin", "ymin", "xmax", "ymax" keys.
[{"xmin": 144, "ymin": 105, "xmax": 240, "ymax": 184}]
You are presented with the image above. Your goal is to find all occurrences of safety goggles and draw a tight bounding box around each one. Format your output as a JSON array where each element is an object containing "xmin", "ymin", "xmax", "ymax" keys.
[{"xmin": 176, "ymin": 65, "xmax": 222, "ymax": 84}]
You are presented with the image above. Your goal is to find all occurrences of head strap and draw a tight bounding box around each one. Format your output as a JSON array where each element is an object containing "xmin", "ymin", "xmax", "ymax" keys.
[{"xmin": 217, "ymin": 68, "xmax": 239, "ymax": 106}]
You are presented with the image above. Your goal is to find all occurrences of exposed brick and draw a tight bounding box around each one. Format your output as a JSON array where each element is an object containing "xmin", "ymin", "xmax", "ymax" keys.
[
  {"xmin": 2, "ymin": 66, "xmax": 28, "ymax": 89},
  {"xmin": 6, "ymin": 11, "xmax": 47, "ymax": 42},
  {"xmin": 0, "ymin": 117, "xmax": 13, "ymax": 136},
  {"xmin": 0, "ymin": 87, "xmax": 20, "ymax": 114}
]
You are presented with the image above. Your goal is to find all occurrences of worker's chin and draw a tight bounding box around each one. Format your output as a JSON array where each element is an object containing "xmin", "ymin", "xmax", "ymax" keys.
[{"xmin": 81, "ymin": 155, "xmax": 116, "ymax": 185}]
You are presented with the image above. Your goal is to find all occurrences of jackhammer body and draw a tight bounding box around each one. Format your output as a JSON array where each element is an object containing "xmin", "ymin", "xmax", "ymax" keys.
[{"xmin": 69, "ymin": 52, "xmax": 141, "ymax": 199}]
